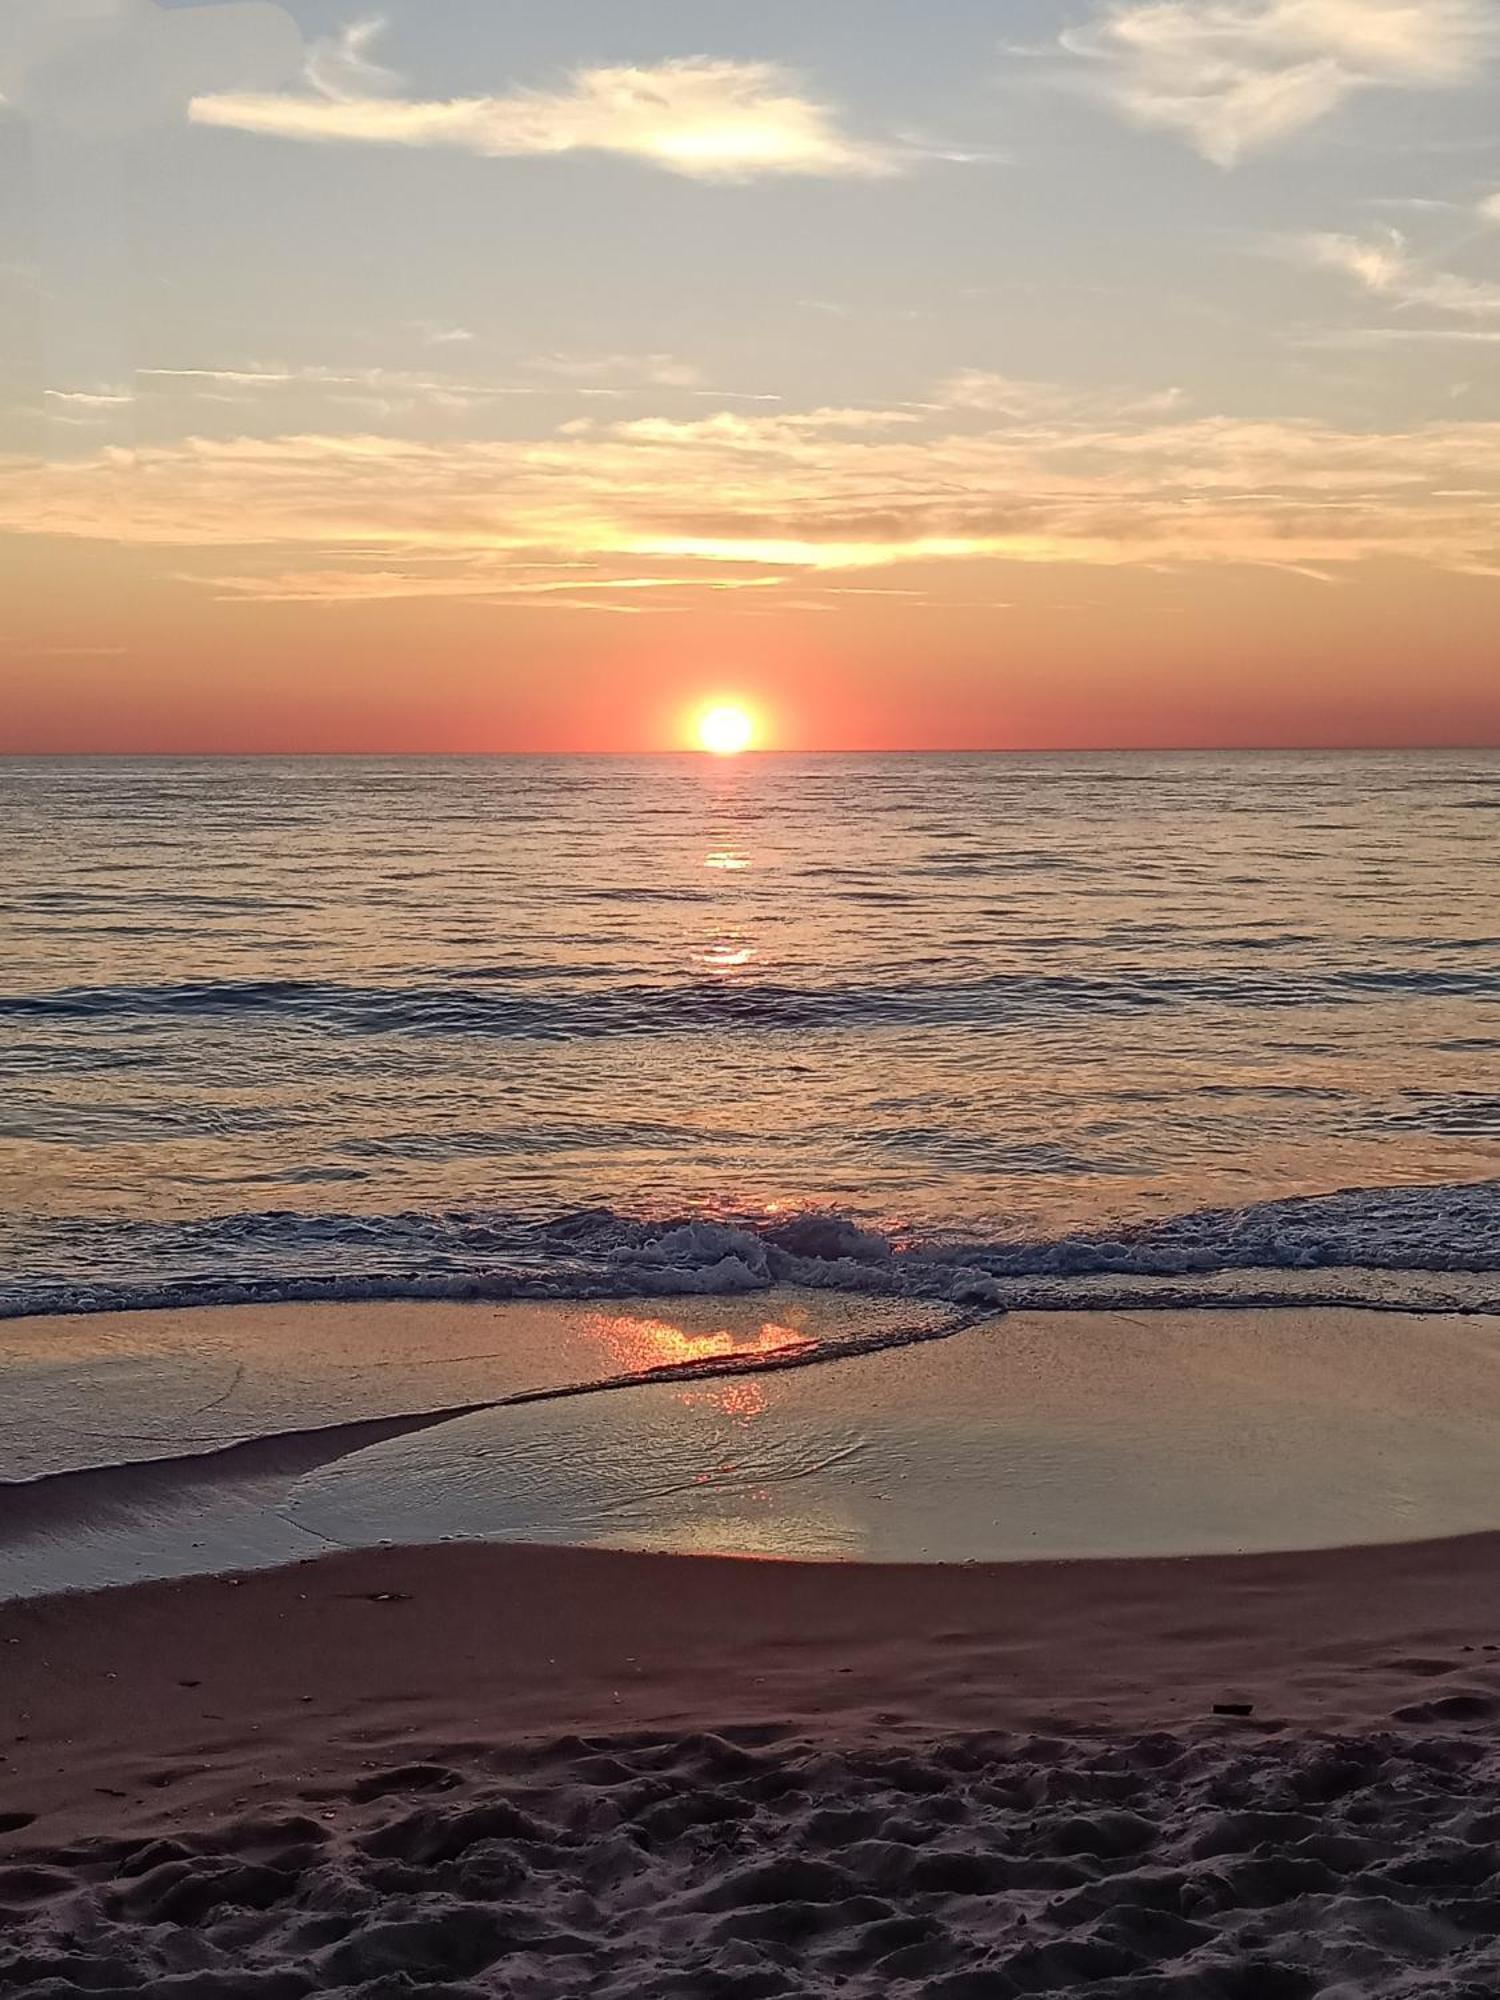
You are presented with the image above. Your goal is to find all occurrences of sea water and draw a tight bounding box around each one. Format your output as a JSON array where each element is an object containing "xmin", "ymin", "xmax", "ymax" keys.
[
  {"xmin": 3, "ymin": 750, "xmax": 1498, "ymax": 1317},
  {"xmin": 2, "ymin": 752, "xmax": 1499, "ymax": 1581}
]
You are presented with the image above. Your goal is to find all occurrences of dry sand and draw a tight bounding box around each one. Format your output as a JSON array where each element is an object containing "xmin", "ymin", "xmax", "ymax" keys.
[{"xmin": 3, "ymin": 1535, "xmax": 1500, "ymax": 1997}]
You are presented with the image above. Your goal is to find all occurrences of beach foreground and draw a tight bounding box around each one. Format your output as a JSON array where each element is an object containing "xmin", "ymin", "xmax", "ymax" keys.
[{"xmin": 3, "ymin": 1537, "xmax": 1499, "ymax": 1997}]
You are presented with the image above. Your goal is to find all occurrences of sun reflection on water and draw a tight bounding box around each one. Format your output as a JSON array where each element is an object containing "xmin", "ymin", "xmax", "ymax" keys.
[
  {"xmin": 698, "ymin": 940, "xmax": 756, "ymax": 971},
  {"xmin": 580, "ymin": 1311, "xmax": 814, "ymax": 1423}
]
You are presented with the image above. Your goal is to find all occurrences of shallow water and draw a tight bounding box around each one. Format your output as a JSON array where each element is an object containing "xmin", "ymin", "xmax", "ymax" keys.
[
  {"xmin": 281, "ymin": 1307, "xmax": 1500, "ymax": 1565},
  {"xmin": 0, "ymin": 1292, "xmax": 953, "ymax": 1483},
  {"xmin": 4, "ymin": 1300, "xmax": 1498, "ymax": 1597}
]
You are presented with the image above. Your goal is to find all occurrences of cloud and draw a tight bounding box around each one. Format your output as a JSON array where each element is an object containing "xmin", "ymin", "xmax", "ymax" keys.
[
  {"xmin": 191, "ymin": 24, "xmax": 894, "ymax": 180},
  {"xmin": 414, "ymin": 322, "xmax": 475, "ymax": 348},
  {"xmin": 8, "ymin": 389, "xmax": 1500, "ymax": 599},
  {"xmin": 589, "ymin": 408, "xmax": 923, "ymax": 442},
  {"xmin": 1297, "ymin": 229, "xmax": 1500, "ymax": 318},
  {"xmin": 937, "ymin": 372, "xmax": 1083, "ymax": 419},
  {"xmin": 1299, "ymin": 327, "xmax": 1500, "ymax": 346},
  {"xmin": 134, "ymin": 363, "xmax": 545, "ymax": 415},
  {"xmin": 522, "ymin": 354, "xmax": 704, "ymax": 390},
  {"xmin": 104, "ymin": 356, "xmax": 755, "ymax": 417},
  {"xmin": 29, "ymin": 358, "xmax": 771, "ymax": 430},
  {"xmin": 43, "ymin": 388, "xmax": 134, "ymax": 408},
  {"xmin": 0, "ymin": 0, "xmax": 300, "ymax": 137},
  {"xmin": 195, "ymin": 564, "xmax": 785, "ymax": 609},
  {"xmin": 1062, "ymin": 0, "xmax": 1496, "ymax": 165},
  {"xmin": 300, "ymin": 17, "xmax": 398, "ymax": 102},
  {"xmin": 937, "ymin": 371, "xmax": 1186, "ymax": 420}
]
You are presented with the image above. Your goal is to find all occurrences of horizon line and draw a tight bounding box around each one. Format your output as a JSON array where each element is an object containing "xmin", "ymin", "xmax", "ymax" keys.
[{"xmin": 2, "ymin": 743, "xmax": 1498, "ymax": 760}]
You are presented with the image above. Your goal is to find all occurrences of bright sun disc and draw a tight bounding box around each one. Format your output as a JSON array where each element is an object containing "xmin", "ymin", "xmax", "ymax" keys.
[{"xmin": 696, "ymin": 703, "xmax": 756, "ymax": 755}]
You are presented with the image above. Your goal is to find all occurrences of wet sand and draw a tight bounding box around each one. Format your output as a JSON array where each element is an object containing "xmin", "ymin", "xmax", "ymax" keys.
[{"xmin": 3, "ymin": 1535, "xmax": 1500, "ymax": 1995}]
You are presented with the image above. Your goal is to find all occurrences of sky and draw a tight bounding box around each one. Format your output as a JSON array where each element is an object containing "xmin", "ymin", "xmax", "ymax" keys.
[{"xmin": 2, "ymin": 0, "xmax": 1499, "ymax": 752}]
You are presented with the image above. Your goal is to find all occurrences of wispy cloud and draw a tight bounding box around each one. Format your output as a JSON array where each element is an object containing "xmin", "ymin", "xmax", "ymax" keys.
[
  {"xmin": 135, "ymin": 362, "xmax": 543, "ymax": 415},
  {"xmin": 43, "ymin": 388, "xmax": 134, "ymax": 409},
  {"xmin": 300, "ymin": 16, "xmax": 398, "ymax": 101},
  {"xmin": 196, "ymin": 564, "xmax": 786, "ymax": 609},
  {"xmin": 937, "ymin": 371, "xmax": 1187, "ymax": 420},
  {"xmin": 8, "ymin": 389, "xmax": 1500, "ymax": 598},
  {"xmin": 38, "ymin": 404, "xmax": 130, "ymax": 433},
  {"xmin": 1299, "ymin": 326, "xmax": 1500, "ymax": 346},
  {"xmin": 191, "ymin": 23, "xmax": 894, "ymax": 180},
  {"xmin": 114, "ymin": 357, "xmax": 755, "ymax": 415},
  {"xmin": 1062, "ymin": 0, "xmax": 1496, "ymax": 165},
  {"xmin": 522, "ymin": 353, "xmax": 704, "ymax": 390},
  {"xmin": 1296, "ymin": 228, "xmax": 1500, "ymax": 318},
  {"xmin": 413, "ymin": 322, "xmax": 475, "ymax": 349}
]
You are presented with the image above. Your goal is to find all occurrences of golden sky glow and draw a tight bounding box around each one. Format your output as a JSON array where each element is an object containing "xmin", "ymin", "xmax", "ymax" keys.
[{"xmin": 2, "ymin": 0, "xmax": 1499, "ymax": 750}]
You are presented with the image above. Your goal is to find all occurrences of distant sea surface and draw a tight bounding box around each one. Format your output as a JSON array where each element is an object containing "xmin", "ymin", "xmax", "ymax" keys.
[{"xmin": 3, "ymin": 752, "xmax": 1499, "ymax": 1320}]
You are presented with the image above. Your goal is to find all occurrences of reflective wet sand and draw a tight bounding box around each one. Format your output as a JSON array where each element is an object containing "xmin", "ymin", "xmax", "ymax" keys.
[{"xmin": 5, "ymin": 1298, "xmax": 1499, "ymax": 1597}]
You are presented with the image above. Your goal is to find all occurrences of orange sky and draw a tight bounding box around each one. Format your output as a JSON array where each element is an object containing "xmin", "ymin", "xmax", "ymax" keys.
[
  {"xmin": 5, "ymin": 535, "xmax": 1498, "ymax": 753},
  {"xmin": 4, "ymin": 0, "xmax": 1500, "ymax": 752}
]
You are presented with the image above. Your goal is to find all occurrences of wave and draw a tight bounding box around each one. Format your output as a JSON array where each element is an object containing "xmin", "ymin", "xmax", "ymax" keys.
[
  {"xmin": 4, "ymin": 964, "xmax": 1499, "ymax": 1041},
  {"xmin": 4, "ymin": 1178, "xmax": 1499, "ymax": 1323}
]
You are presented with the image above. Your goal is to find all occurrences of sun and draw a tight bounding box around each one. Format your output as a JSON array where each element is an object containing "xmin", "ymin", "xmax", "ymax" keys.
[{"xmin": 695, "ymin": 702, "xmax": 757, "ymax": 756}]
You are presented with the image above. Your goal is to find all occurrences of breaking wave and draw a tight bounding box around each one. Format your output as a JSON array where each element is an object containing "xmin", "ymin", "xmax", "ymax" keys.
[{"xmin": 4, "ymin": 1178, "xmax": 1499, "ymax": 1322}]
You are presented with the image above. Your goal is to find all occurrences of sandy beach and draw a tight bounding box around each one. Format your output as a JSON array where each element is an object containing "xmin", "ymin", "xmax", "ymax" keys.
[{"xmin": 3, "ymin": 1533, "xmax": 1499, "ymax": 1996}]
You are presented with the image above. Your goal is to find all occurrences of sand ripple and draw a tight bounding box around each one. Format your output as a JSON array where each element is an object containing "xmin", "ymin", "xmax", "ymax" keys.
[{"xmin": 4, "ymin": 1723, "xmax": 1500, "ymax": 1997}]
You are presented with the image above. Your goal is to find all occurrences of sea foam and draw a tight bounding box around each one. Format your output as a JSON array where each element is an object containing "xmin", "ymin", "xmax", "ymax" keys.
[{"xmin": 3, "ymin": 1178, "xmax": 1498, "ymax": 1321}]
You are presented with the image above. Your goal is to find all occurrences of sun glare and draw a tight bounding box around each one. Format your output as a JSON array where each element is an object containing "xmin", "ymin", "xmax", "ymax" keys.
[{"xmin": 696, "ymin": 702, "xmax": 757, "ymax": 755}]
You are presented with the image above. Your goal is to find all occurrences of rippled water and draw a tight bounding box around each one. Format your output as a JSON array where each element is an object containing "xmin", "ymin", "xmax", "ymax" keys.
[{"xmin": 2, "ymin": 751, "xmax": 1498, "ymax": 1315}]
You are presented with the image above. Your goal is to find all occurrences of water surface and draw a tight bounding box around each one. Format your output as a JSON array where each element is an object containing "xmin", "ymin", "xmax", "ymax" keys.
[{"xmin": 3, "ymin": 751, "xmax": 1497, "ymax": 1317}]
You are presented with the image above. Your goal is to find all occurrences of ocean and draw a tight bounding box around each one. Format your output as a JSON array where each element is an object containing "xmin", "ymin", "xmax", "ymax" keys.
[
  {"xmin": 3, "ymin": 749, "xmax": 1500, "ymax": 1587},
  {"xmin": 3, "ymin": 750, "xmax": 1499, "ymax": 1320}
]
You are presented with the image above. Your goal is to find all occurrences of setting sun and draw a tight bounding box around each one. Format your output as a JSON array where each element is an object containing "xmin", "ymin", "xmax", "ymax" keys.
[{"xmin": 695, "ymin": 703, "xmax": 757, "ymax": 756}]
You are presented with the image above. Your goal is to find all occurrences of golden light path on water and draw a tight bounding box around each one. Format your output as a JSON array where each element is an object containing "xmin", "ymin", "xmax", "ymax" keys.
[{"xmin": 583, "ymin": 1310, "xmax": 816, "ymax": 1427}]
